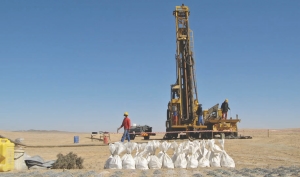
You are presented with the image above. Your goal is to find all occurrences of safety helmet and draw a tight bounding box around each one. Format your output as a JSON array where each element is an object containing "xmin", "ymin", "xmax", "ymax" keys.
[
  {"xmin": 124, "ymin": 112, "xmax": 129, "ymax": 116},
  {"xmin": 225, "ymin": 99, "xmax": 228, "ymax": 102}
]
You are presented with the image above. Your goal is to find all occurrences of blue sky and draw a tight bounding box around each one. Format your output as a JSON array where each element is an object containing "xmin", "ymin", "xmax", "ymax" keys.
[{"xmin": 1, "ymin": 1, "xmax": 299, "ymax": 132}]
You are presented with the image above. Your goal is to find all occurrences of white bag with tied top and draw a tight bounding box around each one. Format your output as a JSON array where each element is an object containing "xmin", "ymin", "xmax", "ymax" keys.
[
  {"xmin": 198, "ymin": 146, "xmax": 210, "ymax": 167},
  {"xmin": 187, "ymin": 141, "xmax": 199, "ymax": 168},
  {"xmin": 105, "ymin": 142, "xmax": 125, "ymax": 169},
  {"xmin": 170, "ymin": 141, "xmax": 179, "ymax": 163},
  {"xmin": 159, "ymin": 141, "xmax": 174, "ymax": 168},
  {"xmin": 219, "ymin": 139, "xmax": 235, "ymax": 168},
  {"xmin": 104, "ymin": 143, "xmax": 115, "ymax": 169},
  {"xmin": 209, "ymin": 151, "xmax": 221, "ymax": 167},
  {"xmin": 198, "ymin": 139, "xmax": 206, "ymax": 160},
  {"xmin": 135, "ymin": 150, "xmax": 149, "ymax": 170},
  {"xmin": 174, "ymin": 143, "xmax": 188, "ymax": 168},
  {"xmin": 146, "ymin": 140, "xmax": 162, "ymax": 169},
  {"xmin": 121, "ymin": 142, "xmax": 137, "ymax": 169},
  {"xmin": 134, "ymin": 143, "xmax": 147, "ymax": 159},
  {"xmin": 207, "ymin": 139, "xmax": 221, "ymax": 167}
]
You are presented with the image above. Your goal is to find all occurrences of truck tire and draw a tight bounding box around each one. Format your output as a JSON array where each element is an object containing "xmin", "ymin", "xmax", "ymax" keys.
[{"xmin": 130, "ymin": 134, "xmax": 135, "ymax": 140}]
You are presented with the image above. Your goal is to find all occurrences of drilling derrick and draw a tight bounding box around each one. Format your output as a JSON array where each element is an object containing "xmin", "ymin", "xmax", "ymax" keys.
[
  {"xmin": 173, "ymin": 4, "xmax": 196, "ymax": 122},
  {"xmin": 164, "ymin": 4, "xmax": 205, "ymax": 140},
  {"xmin": 164, "ymin": 4, "xmax": 243, "ymax": 140}
]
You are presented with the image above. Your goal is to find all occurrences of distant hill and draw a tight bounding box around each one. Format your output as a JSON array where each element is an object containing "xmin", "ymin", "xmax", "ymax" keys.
[
  {"xmin": 13, "ymin": 129, "xmax": 70, "ymax": 133},
  {"xmin": 12, "ymin": 129, "xmax": 90, "ymax": 133}
]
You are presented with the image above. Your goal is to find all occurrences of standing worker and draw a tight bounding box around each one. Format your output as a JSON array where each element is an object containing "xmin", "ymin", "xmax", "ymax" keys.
[
  {"xmin": 221, "ymin": 99, "xmax": 230, "ymax": 120},
  {"xmin": 117, "ymin": 112, "xmax": 131, "ymax": 142},
  {"xmin": 196, "ymin": 103, "xmax": 204, "ymax": 125}
]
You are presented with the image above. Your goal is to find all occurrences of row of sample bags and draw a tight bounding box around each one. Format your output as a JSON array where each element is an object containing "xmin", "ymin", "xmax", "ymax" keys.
[{"xmin": 104, "ymin": 139, "xmax": 235, "ymax": 169}]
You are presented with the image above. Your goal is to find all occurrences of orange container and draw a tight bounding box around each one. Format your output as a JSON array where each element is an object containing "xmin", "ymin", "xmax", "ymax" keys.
[
  {"xmin": 0, "ymin": 138, "xmax": 15, "ymax": 172},
  {"xmin": 103, "ymin": 136, "xmax": 109, "ymax": 145}
]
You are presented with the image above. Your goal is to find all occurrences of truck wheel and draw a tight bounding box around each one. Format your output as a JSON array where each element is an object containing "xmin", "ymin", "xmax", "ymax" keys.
[
  {"xmin": 202, "ymin": 132, "xmax": 212, "ymax": 139},
  {"xmin": 144, "ymin": 136, "xmax": 150, "ymax": 140},
  {"xmin": 172, "ymin": 133, "xmax": 178, "ymax": 139},
  {"xmin": 192, "ymin": 132, "xmax": 201, "ymax": 139},
  {"xmin": 130, "ymin": 134, "xmax": 135, "ymax": 140},
  {"xmin": 163, "ymin": 134, "xmax": 170, "ymax": 140},
  {"xmin": 232, "ymin": 132, "xmax": 238, "ymax": 138}
]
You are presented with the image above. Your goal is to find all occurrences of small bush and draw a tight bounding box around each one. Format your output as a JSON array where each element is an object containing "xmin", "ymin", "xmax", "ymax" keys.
[{"xmin": 52, "ymin": 152, "xmax": 84, "ymax": 169}]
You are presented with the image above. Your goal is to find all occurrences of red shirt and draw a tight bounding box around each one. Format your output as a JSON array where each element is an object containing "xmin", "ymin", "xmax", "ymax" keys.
[{"xmin": 120, "ymin": 117, "xmax": 131, "ymax": 130}]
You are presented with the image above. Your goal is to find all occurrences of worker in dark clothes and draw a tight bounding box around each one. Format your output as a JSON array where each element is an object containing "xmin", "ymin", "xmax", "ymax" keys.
[
  {"xmin": 196, "ymin": 103, "xmax": 204, "ymax": 125},
  {"xmin": 221, "ymin": 99, "xmax": 230, "ymax": 120},
  {"xmin": 117, "ymin": 112, "xmax": 131, "ymax": 142}
]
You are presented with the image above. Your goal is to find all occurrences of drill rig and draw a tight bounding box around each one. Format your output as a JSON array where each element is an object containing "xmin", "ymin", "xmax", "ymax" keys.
[{"xmin": 164, "ymin": 4, "xmax": 241, "ymax": 139}]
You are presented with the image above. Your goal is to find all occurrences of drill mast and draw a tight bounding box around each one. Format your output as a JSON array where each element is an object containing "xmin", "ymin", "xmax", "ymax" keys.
[
  {"xmin": 164, "ymin": 4, "xmax": 243, "ymax": 140},
  {"xmin": 172, "ymin": 4, "xmax": 198, "ymax": 122}
]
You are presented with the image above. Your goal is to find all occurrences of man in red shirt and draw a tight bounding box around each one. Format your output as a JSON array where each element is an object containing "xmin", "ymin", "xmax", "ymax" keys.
[{"xmin": 117, "ymin": 112, "xmax": 131, "ymax": 142}]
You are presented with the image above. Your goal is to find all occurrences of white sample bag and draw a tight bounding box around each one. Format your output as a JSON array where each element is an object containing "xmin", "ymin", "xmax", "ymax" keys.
[
  {"xmin": 104, "ymin": 155, "xmax": 113, "ymax": 169},
  {"xmin": 220, "ymin": 151, "xmax": 235, "ymax": 168},
  {"xmin": 198, "ymin": 147, "xmax": 210, "ymax": 167},
  {"xmin": 198, "ymin": 139, "xmax": 207, "ymax": 160},
  {"xmin": 187, "ymin": 142, "xmax": 199, "ymax": 168},
  {"xmin": 133, "ymin": 143, "xmax": 148, "ymax": 169},
  {"xmin": 134, "ymin": 144, "xmax": 140, "ymax": 158},
  {"xmin": 209, "ymin": 151, "xmax": 221, "ymax": 167},
  {"xmin": 207, "ymin": 139, "xmax": 221, "ymax": 167},
  {"xmin": 170, "ymin": 141, "xmax": 179, "ymax": 163},
  {"xmin": 135, "ymin": 150, "xmax": 149, "ymax": 170},
  {"xmin": 135, "ymin": 143, "xmax": 147, "ymax": 158},
  {"xmin": 174, "ymin": 143, "xmax": 188, "ymax": 168},
  {"xmin": 146, "ymin": 140, "xmax": 162, "ymax": 169},
  {"xmin": 104, "ymin": 143, "xmax": 116, "ymax": 169},
  {"xmin": 219, "ymin": 139, "xmax": 235, "ymax": 168},
  {"xmin": 159, "ymin": 141, "xmax": 174, "ymax": 168},
  {"xmin": 121, "ymin": 142, "xmax": 137, "ymax": 169},
  {"xmin": 105, "ymin": 142, "xmax": 125, "ymax": 169},
  {"xmin": 148, "ymin": 155, "xmax": 161, "ymax": 169}
]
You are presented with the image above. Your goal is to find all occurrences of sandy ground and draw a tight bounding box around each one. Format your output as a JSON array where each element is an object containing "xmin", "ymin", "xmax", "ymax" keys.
[{"xmin": 0, "ymin": 128, "xmax": 300, "ymax": 176}]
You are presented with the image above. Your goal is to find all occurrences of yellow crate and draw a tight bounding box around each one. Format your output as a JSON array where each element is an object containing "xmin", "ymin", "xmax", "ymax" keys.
[{"xmin": 0, "ymin": 138, "xmax": 15, "ymax": 172}]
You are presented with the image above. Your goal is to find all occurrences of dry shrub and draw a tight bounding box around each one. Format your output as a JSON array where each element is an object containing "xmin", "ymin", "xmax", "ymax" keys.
[{"xmin": 52, "ymin": 152, "xmax": 84, "ymax": 169}]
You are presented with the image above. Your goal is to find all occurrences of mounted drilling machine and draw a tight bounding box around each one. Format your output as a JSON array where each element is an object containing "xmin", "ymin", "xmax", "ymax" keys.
[{"xmin": 164, "ymin": 4, "xmax": 241, "ymax": 140}]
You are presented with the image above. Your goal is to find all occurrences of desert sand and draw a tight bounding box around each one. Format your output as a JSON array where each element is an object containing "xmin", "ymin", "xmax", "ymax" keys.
[{"xmin": 0, "ymin": 128, "xmax": 300, "ymax": 176}]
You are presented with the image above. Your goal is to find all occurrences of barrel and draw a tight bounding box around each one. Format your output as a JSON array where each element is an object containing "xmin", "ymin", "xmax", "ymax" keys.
[{"xmin": 74, "ymin": 136, "xmax": 79, "ymax": 143}]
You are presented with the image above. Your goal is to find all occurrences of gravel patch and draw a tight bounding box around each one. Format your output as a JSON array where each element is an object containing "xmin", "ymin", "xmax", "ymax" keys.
[
  {"xmin": 192, "ymin": 173, "xmax": 203, "ymax": 177},
  {"xmin": 1, "ymin": 166, "xmax": 300, "ymax": 177}
]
